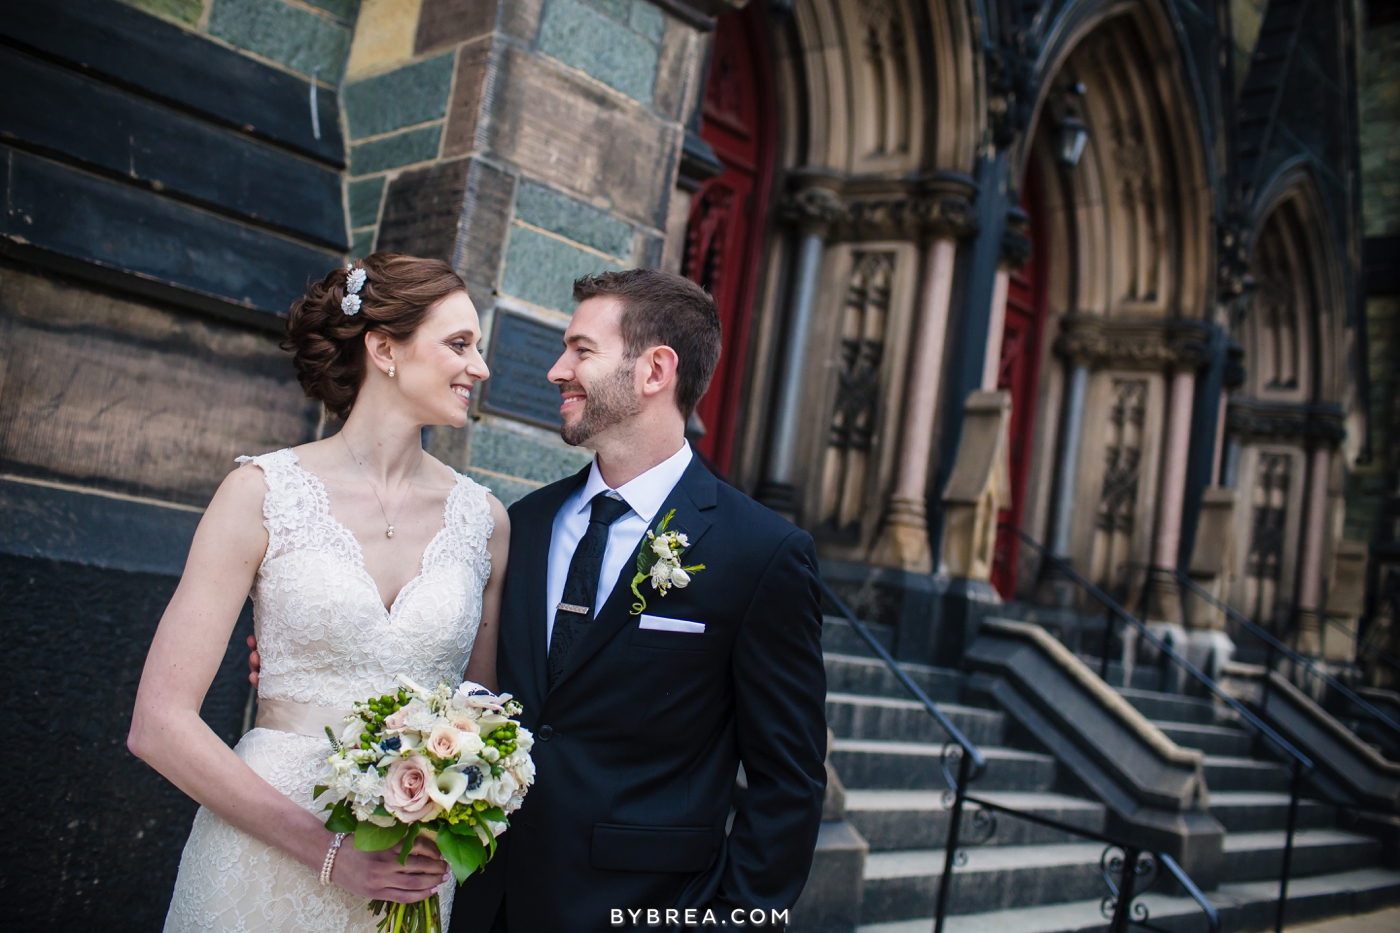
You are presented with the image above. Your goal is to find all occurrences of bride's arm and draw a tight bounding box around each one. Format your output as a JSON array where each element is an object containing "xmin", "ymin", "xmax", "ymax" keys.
[
  {"xmin": 462, "ymin": 494, "xmax": 509, "ymax": 692},
  {"xmin": 128, "ymin": 464, "xmax": 448, "ymax": 902}
]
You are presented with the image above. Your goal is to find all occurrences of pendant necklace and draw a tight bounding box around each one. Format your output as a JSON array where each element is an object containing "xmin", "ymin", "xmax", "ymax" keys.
[{"xmin": 341, "ymin": 433, "xmax": 424, "ymax": 539}]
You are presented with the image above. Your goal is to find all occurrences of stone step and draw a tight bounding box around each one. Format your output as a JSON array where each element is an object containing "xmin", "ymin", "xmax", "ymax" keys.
[
  {"xmin": 855, "ymin": 866, "xmax": 1400, "ymax": 933},
  {"xmin": 830, "ymin": 740, "xmax": 1057, "ymax": 792},
  {"xmin": 822, "ymin": 616, "xmax": 894, "ymax": 658},
  {"xmin": 1151, "ymin": 719, "xmax": 1254, "ymax": 757},
  {"xmin": 845, "ymin": 790, "xmax": 1106, "ymax": 851},
  {"xmin": 1115, "ymin": 687, "xmax": 1217, "ymax": 725},
  {"xmin": 861, "ymin": 842, "xmax": 1110, "ymax": 923},
  {"xmin": 824, "ymin": 651, "xmax": 965, "ymax": 704},
  {"xmin": 1208, "ymin": 791, "xmax": 1336, "ymax": 833},
  {"xmin": 1203, "ymin": 755, "xmax": 1292, "ymax": 793},
  {"xmin": 1222, "ymin": 828, "xmax": 1382, "ymax": 883},
  {"xmin": 826, "ymin": 694, "xmax": 1006, "ymax": 745}
]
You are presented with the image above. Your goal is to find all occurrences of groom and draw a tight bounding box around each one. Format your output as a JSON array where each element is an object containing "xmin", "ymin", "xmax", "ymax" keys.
[{"xmin": 460, "ymin": 270, "xmax": 827, "ymax": 931}]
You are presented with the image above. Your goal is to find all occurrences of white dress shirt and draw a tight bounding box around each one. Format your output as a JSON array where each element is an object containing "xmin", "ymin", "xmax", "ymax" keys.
[{"xmin": 545, "ymin": 442, "xmax": 694, "ymax": 648}]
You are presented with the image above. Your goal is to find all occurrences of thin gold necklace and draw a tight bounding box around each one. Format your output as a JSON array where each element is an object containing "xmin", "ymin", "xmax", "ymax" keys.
[{"xmin": 340, "ymin": 433, "xmax": 424, "ymax": 539}]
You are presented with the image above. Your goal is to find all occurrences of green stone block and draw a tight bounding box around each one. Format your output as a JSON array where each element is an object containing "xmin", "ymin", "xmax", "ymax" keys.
[
  {"xmin": 465, "ymin": 469, "xmax": 542, "ymax": 507},
  {"xmin": 515, "ymin": 182, "xmax": 633, "ymax": 258},
  {"xmin": 581, "ymin": 0, "xmax": 629, "ymax": 21},
  {"xmin": 347, "ymin": 176, "xmax": 387, "ymax": 229},
  {"xmin": 500, "ymin": 224, "xmax": 625, "ymax": 312},
  {"xmin": 123, "ymin": 0, "xmax": 206, "ymax": 26},
  {"xmin": 344, "ymin": 53, "xmax": 455, "ymax": 140},
  {"xmin": 348, "ymin": 125, "xmax": 442, "ymax": 174},
  {"xmin": 351, "ymin": 228, "xmax": 376, "ymax": 258},
  {"xmin": 629, "ymin": 0, "xmax": 665, "ymax": 43},
  {"xmin": 207, "ymin": 0, "xmax": 352, "ymax": 78},
  {"xmin": 302, "ymin": 0, "xmax": 360, "ymax": 21},
  {"xmin": 538, "ymin": 0, "xmax": 658, "ymax": 103},
  {"xmin": 469, "ymin": 423, "xmax": 592, "ymax": 484}
]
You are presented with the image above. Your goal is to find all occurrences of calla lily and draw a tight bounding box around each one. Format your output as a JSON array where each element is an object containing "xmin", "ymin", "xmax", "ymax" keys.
[{"xmin": 427, "ymin": 770, "xmax": 469, "ymax": 811}]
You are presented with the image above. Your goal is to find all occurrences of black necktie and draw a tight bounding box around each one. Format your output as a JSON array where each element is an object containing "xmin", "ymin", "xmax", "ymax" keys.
[{"xmin": 548, "ymin": 492, "xmax": 632, "ymax": 689}]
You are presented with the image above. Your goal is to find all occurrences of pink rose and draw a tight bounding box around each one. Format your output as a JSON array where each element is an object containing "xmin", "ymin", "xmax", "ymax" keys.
[
  {"xmin": 426, "ymin": 724, "xmax": 464, "ymax": 761},
  {"xmin": 383, "ymin": 704, "xmax": 421, "ymax": 732},
  {"xmin": 449, "ymin": 715, "xmax": 480, "ymax": 734},
  {"xmin": 383, "ymin": 755, "xmax": 441, "ymax": 823}
]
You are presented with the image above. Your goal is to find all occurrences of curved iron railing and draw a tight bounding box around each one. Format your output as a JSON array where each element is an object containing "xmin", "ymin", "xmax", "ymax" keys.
[
  {"xmin": 1006, "ymin": 526, "xmax": 1312, "ymax": 933},
  {"xmin": 818, "ymin": 578, "xmax": 1219, "ymax": 933},
  {"xmin": 1167, "ymin": 568, "xmax": 1400, "ymax": 743}
]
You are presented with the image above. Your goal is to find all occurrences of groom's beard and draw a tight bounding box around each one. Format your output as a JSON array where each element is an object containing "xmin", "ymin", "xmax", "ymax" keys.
[{"xmin": 559, "ymin": 363, "xmax": 641, "ymax": 447}]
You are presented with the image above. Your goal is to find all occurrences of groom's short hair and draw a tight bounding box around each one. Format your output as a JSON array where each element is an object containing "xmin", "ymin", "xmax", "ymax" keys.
[{"xmin": 573, "ymin": 269, "xmax": 721, "ymax": 420}]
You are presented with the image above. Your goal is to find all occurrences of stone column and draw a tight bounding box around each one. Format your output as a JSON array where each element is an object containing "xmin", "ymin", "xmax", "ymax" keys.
[
  {"xmin": 759, "ymin": 180, "xmax": 844, "ymax": 517},
  {"xmin": 981, "ymin": 267, "xmax": 1012, "ymax": 391},
  {"xmin": 1051, "ymin": 362, "xmax": 1091, "ymax": 558},
  {"xmin": 1296, "ymin": 443, "xmax": 1334, "ymax": 654},
  {"xmin": 1146, "ymin": 364, "xmax": 1198, "ymax": 624},
  {"xmin": 871, "ymin": 185, "xmax": 977, "ymax": 573}
]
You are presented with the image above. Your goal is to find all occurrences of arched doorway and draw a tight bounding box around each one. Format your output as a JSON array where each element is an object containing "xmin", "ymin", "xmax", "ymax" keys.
[
  {"xmin": 992, "ymin": 165, "xmax": 1049, "ymax": 598},
  {"xmin": 683, "ymin": 7, "xmax": 775, "ymax": 474}
]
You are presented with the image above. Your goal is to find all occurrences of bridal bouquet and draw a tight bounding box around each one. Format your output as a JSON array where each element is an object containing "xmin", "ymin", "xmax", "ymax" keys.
[{"xmin": 314, "ymin": 675, "xmax": 535, "ymax": 933}]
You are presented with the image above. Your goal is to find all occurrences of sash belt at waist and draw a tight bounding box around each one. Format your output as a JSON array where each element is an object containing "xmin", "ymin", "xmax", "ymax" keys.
[{"xmin": 254, "ymin": 697, "xmax": 354, "ymax": 739}]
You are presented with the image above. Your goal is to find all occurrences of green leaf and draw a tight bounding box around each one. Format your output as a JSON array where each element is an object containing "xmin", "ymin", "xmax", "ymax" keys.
[
  {"xmin": 325, "ymin": 800, "xmax": 358, "ymax": 834},
  {"xmin": 312, "ymin": 785, "xmax": 328, "ymax": 800},
  {"xmin": 354, "ymin": 820, "xmax": 411, "ymax": 852},
  {"xmin": 436, "ymin": 827, "xmax": 488, "ymax": 882},
  {"xmin": 478, "ymin": 806, "xmax": 507, "ymax": 823},
  {"xmin": 396, "ymin": 822, "xmax": 421, "ymax": 865}
]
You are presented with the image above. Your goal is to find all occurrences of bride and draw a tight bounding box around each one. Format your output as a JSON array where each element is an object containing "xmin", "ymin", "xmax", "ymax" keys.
[{"xmin": 129, "ymin": 253, "xmax": 509, "ymax": 932}]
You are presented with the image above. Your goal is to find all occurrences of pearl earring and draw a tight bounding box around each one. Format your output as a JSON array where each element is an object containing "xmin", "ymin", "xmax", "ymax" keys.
[{"xmin": 388, "ymin": 365, "xmax": 395, "ymax": 378}]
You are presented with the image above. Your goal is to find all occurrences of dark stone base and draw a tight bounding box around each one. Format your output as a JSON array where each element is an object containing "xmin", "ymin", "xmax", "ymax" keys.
[
  {"xmin": 789, "ymin": 821, "xmax": 867, "ymax": 933},
  {"xmin": 930, "ymin": 575, "xmax": 1001, "ymax": 668},
  {"xmin": 818, "ymin": 561, "xmax": 937, "ymax": 663},
  {"xmin": 1, "ymin": 553, "xmax": 252, "ymax": 931}
]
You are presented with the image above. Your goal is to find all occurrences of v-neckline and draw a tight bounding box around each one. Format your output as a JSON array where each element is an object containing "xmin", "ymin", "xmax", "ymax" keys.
[{"xmin": 286, "ymin": 452, "xmax": 462, "ymax": 616}]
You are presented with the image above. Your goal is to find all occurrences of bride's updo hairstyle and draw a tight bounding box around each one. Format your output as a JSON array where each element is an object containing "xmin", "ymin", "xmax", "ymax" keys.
[{"xmin": 283, "ymin": 252, "xmax": 467, "ymax": 419}]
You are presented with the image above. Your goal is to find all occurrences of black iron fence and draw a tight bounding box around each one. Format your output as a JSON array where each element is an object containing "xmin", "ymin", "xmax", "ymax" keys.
[{"xmin": 818, "ymin": 577, "xmax": 1221, "ymax": 933}]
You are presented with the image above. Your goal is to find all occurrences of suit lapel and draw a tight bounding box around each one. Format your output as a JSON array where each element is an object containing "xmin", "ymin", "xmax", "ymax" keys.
[
  {"xmin": 550, "ymin": 458, "xmax": 718, "ymax": 694},
  {"xmin": 516, "ymin": 466, "xmax": 589, "ymax": 715}
]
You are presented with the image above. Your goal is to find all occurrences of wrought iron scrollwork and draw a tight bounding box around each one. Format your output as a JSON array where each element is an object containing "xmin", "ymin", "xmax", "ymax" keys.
[{"xmin": 1099, "ymin": 846, "xmax": 1158, "ymax": 925}]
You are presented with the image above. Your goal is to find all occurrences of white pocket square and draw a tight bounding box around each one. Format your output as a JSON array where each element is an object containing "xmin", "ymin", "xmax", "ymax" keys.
[{"xmin": 638, "ymin": 614, "xmax": 706, "ymax": 634}]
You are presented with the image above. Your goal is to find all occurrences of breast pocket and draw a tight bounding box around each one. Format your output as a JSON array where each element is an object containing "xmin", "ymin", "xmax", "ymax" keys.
[{"xmin": 628, "ymin": 626, "xmax": 712, "ymax": 652}]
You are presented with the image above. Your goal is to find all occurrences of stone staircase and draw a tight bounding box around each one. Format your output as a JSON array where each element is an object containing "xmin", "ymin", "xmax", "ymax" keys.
[{"xmin": 817, "ymin": 616, "xmax": 1400, "ymax": 932}]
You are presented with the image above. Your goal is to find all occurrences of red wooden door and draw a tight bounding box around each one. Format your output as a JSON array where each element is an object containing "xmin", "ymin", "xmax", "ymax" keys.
[
  {"xmin": 684, "ymin": 7, "xmax": 774, "ymax": 474},
  {"xmin": 991, "ymin": 165, "xmax": 1049, "ymax": 598}
]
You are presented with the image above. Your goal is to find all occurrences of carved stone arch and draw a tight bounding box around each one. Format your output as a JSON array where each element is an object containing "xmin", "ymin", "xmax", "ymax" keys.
[
  {"xmin": 1244, "ymin": 163, "xmax": 1348, "ymax": 407},
  {"xmin": 1020, "ymin": 0, "xmax": 1212, "ymax": 320}
]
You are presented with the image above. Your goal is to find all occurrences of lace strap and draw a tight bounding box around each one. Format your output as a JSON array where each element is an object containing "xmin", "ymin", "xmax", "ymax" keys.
[
  {"xmin": 442, "ymin": 473, "xmax": 494, "ymax": 581},
  {"xmin": 235, "ymin": 449, "xmax": 303, "ymax": 563}
]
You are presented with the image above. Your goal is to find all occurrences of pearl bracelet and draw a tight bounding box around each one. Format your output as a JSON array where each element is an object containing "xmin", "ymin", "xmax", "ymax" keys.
[{"xmin": 320, "ymin": 832, "xmax": 347, "ymax": 886}]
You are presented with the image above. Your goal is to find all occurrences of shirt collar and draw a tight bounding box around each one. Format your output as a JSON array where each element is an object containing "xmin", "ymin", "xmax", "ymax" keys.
[{"xmin": 575, "ymin": 442, "xmax": 694, "ymax": 523}]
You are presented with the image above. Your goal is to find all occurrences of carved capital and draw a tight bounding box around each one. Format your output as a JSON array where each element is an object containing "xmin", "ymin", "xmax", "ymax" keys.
[{"xmin": 778, "ymin": 185, "xmax": 846, "ymax": 230}]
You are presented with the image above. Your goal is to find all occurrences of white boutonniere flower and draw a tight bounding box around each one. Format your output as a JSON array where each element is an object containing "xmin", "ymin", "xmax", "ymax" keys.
[{"xmin": 629, "ymin": 509, "xmax": 704, "ymax": 615}]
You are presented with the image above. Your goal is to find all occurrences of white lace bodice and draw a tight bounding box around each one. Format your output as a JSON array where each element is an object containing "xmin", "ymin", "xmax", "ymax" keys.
[
  {"xmin": 163, "ymin": 448, "xmax": 492, "ymax": 932},
  {"xmin": 240, "ymin": 448, "xmax": 491, "ymax": 708}
]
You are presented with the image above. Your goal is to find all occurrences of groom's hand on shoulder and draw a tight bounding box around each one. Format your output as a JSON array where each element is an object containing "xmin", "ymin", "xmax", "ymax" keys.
[{"xmin": 247, "ymin": 634, "xmax": 260, "ymax": 687}]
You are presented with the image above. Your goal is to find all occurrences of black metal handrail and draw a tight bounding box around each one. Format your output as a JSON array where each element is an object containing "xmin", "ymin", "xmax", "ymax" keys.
[
  {"xmin": 1168, "ymin": 568, "xmax": 1400, "ymax": 741},
  {"xmin": 819, "ymin": 578, "xmax": 1219, "ymax": 933},
  {"xmin": 1313, "ymin": 603, "xmax": 1400, "ymax": 673},
  {"xmin": 1008, "ymin": 525, "xmax": 1312, "ymax": 933}
]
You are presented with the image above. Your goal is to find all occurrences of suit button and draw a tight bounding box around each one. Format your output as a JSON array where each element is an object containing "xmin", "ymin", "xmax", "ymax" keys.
[{"xmin": 537, "ymin": 725, "xmax": 554, "ymax": 741}]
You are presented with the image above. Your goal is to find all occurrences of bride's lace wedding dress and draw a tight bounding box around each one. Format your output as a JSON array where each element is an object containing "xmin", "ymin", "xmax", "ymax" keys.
[{"xmin": 164, "ymin": 449, "xmax": 492, "ymax": 932}]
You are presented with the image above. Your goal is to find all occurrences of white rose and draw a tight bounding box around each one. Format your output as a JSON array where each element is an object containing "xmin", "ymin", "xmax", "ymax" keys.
[
  {"xmin": 459, "ymin": 732, "xmax": 485, "ymax": 758},
  {"xmin": 514, "ymin": 728, "xmax": 534, "ymax": 753},
  {"xmin": 485, "ymin": 771, "xmax": 519, "ymax": 809},
  {"xmin": 511, "ymin": 757, "xmax": 536, "ymax": 785},
  {"xmin": 669, "ymin": 567, "xmax": 691, "ymax": 588},
  {"xmin": 481, "ymin": 745, "xmax": 500, "ymax": 763}
]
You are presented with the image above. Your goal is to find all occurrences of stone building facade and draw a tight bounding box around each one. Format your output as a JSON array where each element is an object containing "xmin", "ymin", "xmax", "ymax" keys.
[{"xmin": 0, "ymin": 0, "xmax": 1375, "ymax": 926}]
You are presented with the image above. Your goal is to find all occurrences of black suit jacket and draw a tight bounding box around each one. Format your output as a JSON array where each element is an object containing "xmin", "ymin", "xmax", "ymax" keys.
[{"xmin": 451, "ymin": 456, "xmax": 827, "ymax": 932}]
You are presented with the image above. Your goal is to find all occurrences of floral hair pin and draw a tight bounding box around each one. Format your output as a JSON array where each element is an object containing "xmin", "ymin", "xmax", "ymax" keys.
[
  {"xmin": 342, "ymin": 263, "xmax": 366, "ymax": 316},
  {"xmin": 629, "ymin": 509, "xmax": 705, "ymax": 615}
]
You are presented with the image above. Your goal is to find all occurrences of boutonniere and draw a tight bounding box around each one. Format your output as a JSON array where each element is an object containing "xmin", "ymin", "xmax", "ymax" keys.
[{"xmin": 629, "ymin": 509, "xmax": 705, "ymax": 615}]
